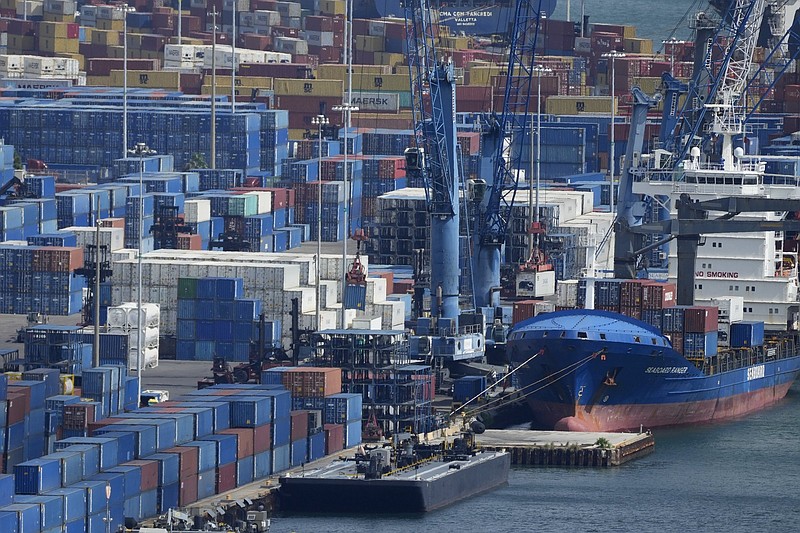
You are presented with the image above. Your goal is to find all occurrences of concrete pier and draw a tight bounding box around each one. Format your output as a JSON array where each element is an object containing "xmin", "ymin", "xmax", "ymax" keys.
[{"xmin": 476, "ymin": 429, "xmax": 655, "ymax": 467}]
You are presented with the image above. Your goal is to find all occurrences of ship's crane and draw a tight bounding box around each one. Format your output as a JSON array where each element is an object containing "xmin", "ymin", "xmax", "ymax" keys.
[
  {"xmin": 471, "ymin": 0, "xmax": 547, "ymax": 309},
  {"xmin": 661, "ymin": 0, "xmax": 767, "ymax": 167},
  {"xmin": 404, "ymin": 0, "xmax": 485, "ymax": 364},
  {"xmin": 612, "ymin": 0, "xmax": 800, "ymax": 277}
]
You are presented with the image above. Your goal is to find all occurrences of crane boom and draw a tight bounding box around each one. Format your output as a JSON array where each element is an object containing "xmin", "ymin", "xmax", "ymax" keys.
[
  {"xmin": 472, "ymin": 0, "xmax": 545, "ymax": 309},
  {"xmin": 404, "ymin": 0, "xmax": 460, "ymax": 320}
]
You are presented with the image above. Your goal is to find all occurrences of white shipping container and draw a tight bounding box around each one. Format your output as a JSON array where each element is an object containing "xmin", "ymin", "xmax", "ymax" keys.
[
  {"xmin": 319, "ymin": 280, "xmax": 339, "ymax": 309},
  {"xmin": 253, "ymin": 9, "xmax": 280, "ymax": 26},
  {"xmin": 17, "ymin": 1, "xmax": 44, "ymax": 17},
  {"xmin": 64, "ymin": 226, "xmax": 125, "ymax": 251},
  {"xmin": 274, "ymin": 36, "xmax": 308, "ymax": 56},
  {"xmin": 708, "ymin": 296, "xmax": 745, "ymax": 323},
  {"xmin": 351, "ymin": 315, "xmax": 382, "ymax": 330},
  {"xmin": 184, "ymin": 199, "xmax": 211, "ymax": 223},
  {"xmin": 365, "ymin": 277, "xmax": 386, "ymax": 304},
  {"xmin": 304, "ymin": 30, "xmax": 334, "ymax": 47},
  {"xmin": 274, "ymin": 1, "xmax": 301, "ymax": 17},
  {"xmin": 299, "ymin": 309, "xmax": 337, "ymax": 332},
  {"xmin": 242, "ymin": 191, "xmax": 272, "ymax": 214},
  {"xmin": 556, "ymin": 279, "xmax": 579, "ymax": 308},
  {"xmin": 44, "ymin": 0, "xmax": 76, "ymax": 15},
  {"xmin": 0, "ymin": 55, "xmax": 24, "ymax": 72},
  {"xmin": 128, "ymin": 345, "xmax": 159, "ymax": 370},
  {"xmin": 368, "ymin": 21, "xmax": 387, "ymax": 36}
]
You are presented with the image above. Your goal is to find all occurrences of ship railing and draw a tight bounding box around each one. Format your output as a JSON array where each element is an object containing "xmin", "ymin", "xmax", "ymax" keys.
[{"xmin": 385, "ymin": 454, "xmax": 438, "ymax": 477}]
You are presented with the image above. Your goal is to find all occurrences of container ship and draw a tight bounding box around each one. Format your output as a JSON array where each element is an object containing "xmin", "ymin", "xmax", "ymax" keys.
[
  {"xmin": 506, "ymin": 0, "xmax": 800, "ymax": 432},
  {"xmin": 353, "ymin": 0, "xmax": 558, "ymax": 36}
]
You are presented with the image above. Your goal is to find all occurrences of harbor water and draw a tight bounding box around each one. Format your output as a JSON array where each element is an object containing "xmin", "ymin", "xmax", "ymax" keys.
[
  {"xmin": 552, "ymin": 0, "xmax": 696, "ymax": 44},
  {"xmin": 272, "ymin": 382, "xmax": 800, "ymax": 532}
]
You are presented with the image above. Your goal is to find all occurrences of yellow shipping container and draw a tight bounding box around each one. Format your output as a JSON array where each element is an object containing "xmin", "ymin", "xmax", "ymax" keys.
[
  {"xmin": 39, "ymin": 37, "xmax": 80, "ymax": 54},
  {"xmin": 546, "ymin": 95, "xmax": 616, "ymax": 115},
  {"xmin": 63, "ymin": 52, "xmax": 85, "ymax": 70},
  {"xmin": 467, "ymin": 65, "xmax": 508, "ymax": 86},
  {"xmin": 7, "ymin": 35, "xmax": 36, "ymax": 53},
  {"xmin": 86, "ymin": 75, "xmax": 113, "ymax": 86},
  {"xmin": 373, "ymin": 52, "xmax": 406, "ymax": 69},
  {"xmin": 289, "ymin": 128, "xmax": 309, "ymax": 140},
  {"xmin": 96, "ymin": 18, "xmax": 124, "ymax": 31},
  {"xmin": 106, "ymin": 46, "xmax": 125, "ymax": 59},
  {"xmin": 352, "ymin": 73, "xmax": 410, "ymax": 92},
  {"xmin": 318, "ymin": 64, "xmax": 388, "ymax": 80},
  {"xmin": 40, "ymin": 21, "xmax": 70, "ymax": 38},
  {"xmin": 43, "ymin": 12, "xmax": 72, "ymax": 22},
  {"xmin": 5, "ymin": 372, "xmax": 21, "ymax": 382},
  {"xmin": 355, "ymin": 35, "xmax": 384, "ymax": 53},
  {"xmin": 222, "ymin": 76, "xmax": 273, "ymax": 89},
  {"xmin": 109, "ymin": 69, "xmax": 182, "ymax": 89},
  {"xmin": 622, "ymin": 25, "xmax": 637, "ymax": 39},
  {"xmin": 440, "ymin": 36, "xmax": 470, "ymax": 50},
  {"xmin": 92, "ymin": 29, "xmax": 120, "ymax": 46},
  {"xmin": 319, "ymin": 0, "xmax": 346, "ymax": 15},
  {"xmin": 624, "ymin": 37, "xmax": 654, "ymax": 55},
  {"xmin": 273, "ymin": 78, "xmax": 343, "ymax": 97},
  {"xmin": 201, "ymin": 85, "xmax": 271, "ymax": 97}
]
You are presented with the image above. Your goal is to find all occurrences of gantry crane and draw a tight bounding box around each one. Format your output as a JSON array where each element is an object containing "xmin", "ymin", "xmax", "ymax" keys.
[
  {"xmin": 471, "ymin": 0, "xmax": 548, "ymax": 309},
  {"xmin": 404, "ymin": 0, "xmax": 485, "ymax": 363}
]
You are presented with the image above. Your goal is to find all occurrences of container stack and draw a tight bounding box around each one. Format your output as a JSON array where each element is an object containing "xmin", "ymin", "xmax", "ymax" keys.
[
  {"xmin": 106, "ymin": 303, "xmax": 160, "ymax": 370},
  {"xmin": 80, "ymin": 365, "xmax": 128, "ymax": 419},
  {"xmin": 0, "ymin": 93, "xmax": 290, "ymax": 176},
  {"xmin": 361, "ymin": 156, "xmax": 407, "ymax": 228},
  {"xmin": 123, "ymin": 194, "xmax": 155, "ymax": 251},
  {"xmin": 24, "ymin": 325, "xmax": 92, "ymax": 375},
  {"xmin": 175, "ymin": 277, "xmax": 279, "ymax": 362},
  {"xmin": 0, "ymin": 244, "xmax": 85, "ymax": 315},
  {"xmin": 6, "ymin": 378, "xmax": 49, "ymax": 469},
  {"xmin": 708, "ymin": 297, "xmax": 745, "ymax": 348}
]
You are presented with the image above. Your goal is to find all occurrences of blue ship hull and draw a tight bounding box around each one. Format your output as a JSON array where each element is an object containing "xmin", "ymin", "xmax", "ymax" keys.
[
  {"xmin": 508, "ymin": 309, "xmax": 800, "ymax": 431},
  {"xmin": 354, "ymin": 0, "xmax": 558, "ymax": 37}
]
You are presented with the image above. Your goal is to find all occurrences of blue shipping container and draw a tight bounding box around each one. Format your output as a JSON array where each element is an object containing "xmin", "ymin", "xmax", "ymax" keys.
[
  {"xmin": 730, "ymin": 321, "xmax": 765, "ymax": 348},
  {"xmin": 14, "ymin": 457, "xmax": 63, "ymax": 494}
]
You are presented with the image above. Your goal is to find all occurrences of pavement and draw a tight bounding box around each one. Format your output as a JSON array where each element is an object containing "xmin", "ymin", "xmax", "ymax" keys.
[{"xmin": 0, "ymin": 312, "xmax": 212, "ymax": 400}]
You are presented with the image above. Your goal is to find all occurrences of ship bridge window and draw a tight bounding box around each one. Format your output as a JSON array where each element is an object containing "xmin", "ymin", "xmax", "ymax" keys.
[
  {"xmin": 577, "ymin": 332, "xmax": 588, "ymax": 339},
  {"xmin": 651, "ymin": 338, "xmax": 657, "ymax": 345},
  {"xmin": 633, "ymin": 336, "xmax": 641, "ymax": 343},
  {"xmin": 599, "ymin": 333, "xmax": 606, "ymax": 340}
]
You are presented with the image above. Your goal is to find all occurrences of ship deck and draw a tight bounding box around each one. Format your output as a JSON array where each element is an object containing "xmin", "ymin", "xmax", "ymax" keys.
[{"xmin": 287, "ymin": 449, "xmax": 506, "ymax": 482}]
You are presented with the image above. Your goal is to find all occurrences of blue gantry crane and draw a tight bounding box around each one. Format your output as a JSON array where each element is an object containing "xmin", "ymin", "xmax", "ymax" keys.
[
  {"xmin": 471, "ymin": 0, "xmax": 549, "ymax": 309},
  {"xmin": 404, "ymin": 0, "xmax": 485, "ymax": 364}
]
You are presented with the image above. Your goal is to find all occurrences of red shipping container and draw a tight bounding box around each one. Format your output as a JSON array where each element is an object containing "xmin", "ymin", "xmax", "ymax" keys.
[
  {"xmin": 283, "ymin": 368, "xmax": 342, "ymax": 398},
  {"xmin": 253, "ymin": 424, "xmax": 271, "ymax": 454},
  {"xmin": 290, "ymin": 410, "xmax": 309, "ymax": 441},
  {"xmin": 392, "ymin": 279, "xmax": 413, "ymax": 294},
  {"xmin": 240, "ymin": 33, "xmax": 272, "ymax": 51},
  {"xmin": 642, "ymin": 282, "xmax": 676, "ymax": 310},
  {"xmin": 100, "ymin": 217, "xmax": 126, "ymax": 228},
  {"xmin": 619, "ymin": 305, "xmax": 642, "ymax": 320},
  {"xmin": 66, "ymin": 23, "xmax": 79, "ymax": 39},
  {"xmin": 669, "ymin": 332, "xmax": 684, "ymax": 354},
  {"xmin": 620, "ymin": 280, "xmax": 645, "ymax": 308},
  {"xmin": 87, "ymin": 419, "xmax": 114, "ymax": 436},
  {"xmin": 177, "ymin": 233, "xmax": 202, "ymax": 250},
  {"xmin": 512, "ymin": 300, "xmax": 539, "ymax": 324},
  {"xmin": 684, "ymin": 306, "xmax": 719, "ymax": 333},
  {"xmin": 7, "ymin": 392, "xmax": 29, "ymax": 425},
  {"xmin": 323, "ymin": 423, "xmax": 344, "ymax": 455},
  {"xmin": 216, "ymin": 462, "xmax": 236, "ymax": 493},
  {"xmin": 125, "ymin": 459, "xmax": 159, "ymax": 491},
  {"xmin": 219, "ymin": 428, "xmax": 254, "ymax": 457},
  {"xmin": 167, "ymin": 446, "xmax": 200, "ymax": 478},
  {"xmin": 179, "ymin": 474, "xmax": 198, "ymax": 506},
  {"xmin": 305, "ymin": 15, "xmax": 334, "ymax": 32},
  {"xmin": 63, "ymin": 403, "xmax": 96, "ymax": 429}
]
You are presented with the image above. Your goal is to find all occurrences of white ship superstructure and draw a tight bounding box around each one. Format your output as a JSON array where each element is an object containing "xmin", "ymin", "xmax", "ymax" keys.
[{"xmin": 633, "ymin": 149, "xmax": 800, "ymax": 330}]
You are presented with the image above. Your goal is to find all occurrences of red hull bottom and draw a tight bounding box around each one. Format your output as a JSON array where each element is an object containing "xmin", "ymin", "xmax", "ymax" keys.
[{"xmin": 531, "ymin": 382, "xmax": 796, "ymax": 432}]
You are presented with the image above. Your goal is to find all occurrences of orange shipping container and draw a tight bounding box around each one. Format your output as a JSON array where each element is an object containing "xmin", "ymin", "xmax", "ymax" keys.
[
  {"xmin": 100, "ymin": 217, "xmax": 125, "ymax": 228},
  {"xmin": 32, "ymin": 246, "xmax": 84, "ymax": 272},
  {"xmin": 282, "ymin": 367, "xmax": 342, "ymax": 398}
]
